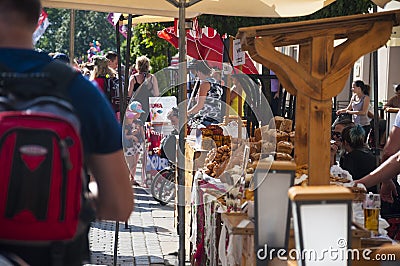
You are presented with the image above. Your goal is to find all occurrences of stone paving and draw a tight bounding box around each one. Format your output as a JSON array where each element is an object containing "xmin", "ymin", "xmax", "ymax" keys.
[{"xmin": 86, "ymin": 186, "xmax": 179, "ymax": 266}]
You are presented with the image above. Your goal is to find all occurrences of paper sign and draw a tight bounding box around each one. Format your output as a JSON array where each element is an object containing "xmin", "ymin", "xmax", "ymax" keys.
[
  {"xmin": 233, "ymin": 39, "xmax": 245, "ymax": 66},
  {"xmin": 149, "ymin": 96, "xmax": 177, "ymax": 123}
]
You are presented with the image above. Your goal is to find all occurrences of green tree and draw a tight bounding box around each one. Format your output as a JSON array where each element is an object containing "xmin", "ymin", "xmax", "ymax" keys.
[
  {"xmin": 130, "ymin": 22, "xmax": 175, "ymax": 72},
  {"xmin": 36, "ymin": 9, "xmax": 119, "ymax": 61}
]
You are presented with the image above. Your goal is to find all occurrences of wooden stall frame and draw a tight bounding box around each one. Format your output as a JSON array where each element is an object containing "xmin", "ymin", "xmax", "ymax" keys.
[{"xmin": 237, "ymin": 10, "xmax": 400, "ymax": 185}]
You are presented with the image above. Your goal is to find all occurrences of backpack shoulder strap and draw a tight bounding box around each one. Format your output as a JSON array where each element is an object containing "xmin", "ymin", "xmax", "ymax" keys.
[
  {"xmin": 41, "ymin": 60, "xmax": 80, "ymax": 100},
  {"xmin": 0, "ymin": 60, "xmax": 79, "ymax": 100}
]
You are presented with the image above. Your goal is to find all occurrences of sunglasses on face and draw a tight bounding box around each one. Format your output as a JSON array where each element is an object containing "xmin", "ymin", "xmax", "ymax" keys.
[{"xmin": 331, "ymin": 131, "xmax": 342, "ymax": 139}]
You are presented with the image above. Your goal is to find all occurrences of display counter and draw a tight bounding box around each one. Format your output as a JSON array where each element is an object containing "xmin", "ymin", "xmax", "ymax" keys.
[{"xmin": 189, "ymin": 171, "xmax": 398, "ymax": 266}]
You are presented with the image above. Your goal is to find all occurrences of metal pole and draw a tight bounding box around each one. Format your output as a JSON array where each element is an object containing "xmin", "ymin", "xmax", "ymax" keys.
[
  {"xmin": 113, "ymin": 19, "xmax": 122, "ymax": 266},
  {"xmin": 69, "ymin": 9, "xmax": 75, "ymax": 64},
  {"xmin": 124, "ymin": 15, "xmax": 133, "ymax": 113},
  {"xmin": 177, "ymin": 0, "xmax": 187, "ymax": 264},
  {"xmin": 124, "ymin": 15, "xmax": 133, "ymax": 230},
  {"xmin": 113, "ymin": 221, "xmax": 119, "ymax": 266},
  {"xmin": 114, "ymin": 17, "xmax": 122, "ymax": 266},
  {"xmin": 372, "ymin": 5, "xmax": 380, "ymax": 166},
  {"xmin": 116, "ymin": 17, "xmax": 124, "ymax": 122},
  {"xmin": 373, "ymin": 50, "xmax": 380, "ymax": 164}
]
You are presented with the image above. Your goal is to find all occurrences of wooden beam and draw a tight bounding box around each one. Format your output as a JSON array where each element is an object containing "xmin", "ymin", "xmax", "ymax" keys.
[
  {"xmin": 322, "ymin": 20, "xmax": 394, "ymax": 99},
  {"xmin": 250, "ymin": 38, "xmax": 321, "ymax": 99},
  {"xmin": 237, "ymin": 10, "xmax": 400, "ymax": 47}
]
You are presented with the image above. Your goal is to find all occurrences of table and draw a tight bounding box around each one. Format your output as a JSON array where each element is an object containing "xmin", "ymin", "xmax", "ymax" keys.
[{"xmin": 220, "ymin": 213, "xmax": 255, "ymax": 266}]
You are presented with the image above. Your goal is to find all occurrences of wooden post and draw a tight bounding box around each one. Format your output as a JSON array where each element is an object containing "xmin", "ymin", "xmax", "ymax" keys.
[{"xmin": 69, "ymin": 9, "xmax": 75, "ymax": 64}]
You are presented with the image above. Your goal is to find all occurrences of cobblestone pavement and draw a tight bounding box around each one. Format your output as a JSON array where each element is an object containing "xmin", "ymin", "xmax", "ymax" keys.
[{"xmin": 86, "ymin": 186, "xmax": 179, "ymax": 266}]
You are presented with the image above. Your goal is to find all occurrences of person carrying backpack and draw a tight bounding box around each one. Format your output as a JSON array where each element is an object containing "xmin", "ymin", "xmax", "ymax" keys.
[
  {"xmin": 89, "ymin": 55, "xmax": 122, "ymax": 113},
  {"xmin": 0, "ymin": 1, "xmax": 134, "ymax": 265}
]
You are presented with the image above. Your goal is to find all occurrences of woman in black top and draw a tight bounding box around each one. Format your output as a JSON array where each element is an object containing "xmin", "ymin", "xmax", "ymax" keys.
[
  {"xmin": 128, "ymin": 56, "xmax": 159, "ymax": 121},
  {"xmin": 340, "ymin": 125, "xmax": 377, "ymax": 193}
]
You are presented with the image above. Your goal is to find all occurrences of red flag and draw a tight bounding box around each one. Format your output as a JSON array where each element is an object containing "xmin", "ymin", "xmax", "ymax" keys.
[{"xmin": 33, "ymin": 10, "xmax": 49, "ymax": 45}]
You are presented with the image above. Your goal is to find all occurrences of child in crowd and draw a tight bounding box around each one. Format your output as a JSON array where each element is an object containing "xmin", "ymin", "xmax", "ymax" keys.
[{"xmin": 123, "ymin": 101, "xmax": 145, "ymax": 186}]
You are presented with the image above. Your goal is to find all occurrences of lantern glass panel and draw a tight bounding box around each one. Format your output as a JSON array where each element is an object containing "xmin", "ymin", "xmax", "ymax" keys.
[
  {"xmin": 298, "ymin": 203, "xmax": 349, "ymax": 266},
  {"xmin": 256, "ymin": 171, "xmax": 292, "ymax": 248}
]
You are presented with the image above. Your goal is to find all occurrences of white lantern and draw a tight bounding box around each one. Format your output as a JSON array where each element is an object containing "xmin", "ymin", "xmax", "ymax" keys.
[
  {"xmin": 254, "ymin": 161, "xmax": 295, "ymax": 265},
  {"xmin": 289, "ymin": 186, "xmax": 353, "ymax": 266}
]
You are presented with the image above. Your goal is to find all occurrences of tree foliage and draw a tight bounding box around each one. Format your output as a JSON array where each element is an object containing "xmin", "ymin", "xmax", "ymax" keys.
[
  {"xmin": 36, "ymin": 9, "xmax": 119, "ymax": 62},
  {"xmin": 130, "ymin": 22, "xmax": 175, "ymax": 72}
]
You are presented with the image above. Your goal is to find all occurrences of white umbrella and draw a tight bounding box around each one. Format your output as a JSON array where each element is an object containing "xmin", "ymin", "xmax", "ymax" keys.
[
  {"xmin": 374, "ymin": 0, "xmax": 400, "ymax": 7},
  {"xmin": 42, "ymin": 0, "xmax": 337, "ymax": 17}
]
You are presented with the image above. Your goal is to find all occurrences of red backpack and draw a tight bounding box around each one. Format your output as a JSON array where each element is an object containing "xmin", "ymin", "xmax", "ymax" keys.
[{"xmin": 0, "ymin": 61, "xmax": 90, "ymax": 242}]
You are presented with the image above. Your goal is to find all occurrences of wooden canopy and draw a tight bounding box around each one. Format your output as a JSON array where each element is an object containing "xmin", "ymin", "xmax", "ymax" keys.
[{"xmin": 237, "ymin": 10, "xmax": 400, "ymax": 185}]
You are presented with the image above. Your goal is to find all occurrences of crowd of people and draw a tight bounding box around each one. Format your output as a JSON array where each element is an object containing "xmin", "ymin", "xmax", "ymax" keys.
[{"xmin": 330, "ymin": 79, "xmax": 400, "ymax": 239}]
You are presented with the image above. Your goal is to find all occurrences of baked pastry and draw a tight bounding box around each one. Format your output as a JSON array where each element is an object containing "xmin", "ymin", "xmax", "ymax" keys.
[
  {"xmin": 212, "ymin": 135, "xmax": 223, "ymax": 141},
  {"xmin": 277, "ymin": 141, "xmax": 294, "ymax": 154},
  {"xmin": 201, "ymin": 128, "xmax": 213, "ymax": 136},
  {"xmin": 254, "ymin": 128, "xmax": 262, "ymax": 142},
  {"xmin": 202, "ymin": 137, "xmax": 216, "ymax": 150},
  {"xmin": 279, "ymin": 119, "xmax": 293, "ymax": 133},
  {"xmin": 255, "ymin": 141, "xmax": 262, "ymax": 153},
  {"xmin": 249, "ymin": 142, "xmax": 258, "ymax": 154},
  {"xmin": 269, "ymin": 116, "xmax": 284, "ymax": 129},
  {"xmin": 250, "ymin": 152, "xmax": 261, "ymax": 161},
  {"xmin": 261, "ymin": 141, "xmax": 275, "ymax": 153},
  {"xmin": 212, "ymin": 127, "xmax": 223, "ymax": 135},
  {"xmin": 275, "ymin": 130, "xmax": 289, "ymax": 143},
  {"xmin": 260, "ymin": 125, "xmax": 270, "ymax": 140},
  {"xmin": 347, "ymin": 186, "xmax": 367, "ymax": 202},
  {"xmin": 289, "ymin": 131, "xmax": 295, "ymax": 144},
  {"xmin": 223, "ymin": 136, "xmax": 231, "ymax": 146},
  {"xmin": 296, "ymin": 164, "xmax": 308, "ymax": 178},
  {"xmin": 275, "ymin": 152, "xmax": 293, "ymax": 161}
]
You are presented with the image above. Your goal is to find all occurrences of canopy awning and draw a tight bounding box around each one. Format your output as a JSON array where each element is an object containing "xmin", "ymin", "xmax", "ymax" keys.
[{"xmin": 42, "ymin": 0, "xmax": 338, "ymax": 18}]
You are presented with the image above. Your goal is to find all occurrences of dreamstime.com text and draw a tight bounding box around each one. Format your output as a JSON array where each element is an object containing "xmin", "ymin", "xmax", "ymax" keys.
[{"xmin": 257, "ymin": 239, "xmax": 397, "ymax": 262}]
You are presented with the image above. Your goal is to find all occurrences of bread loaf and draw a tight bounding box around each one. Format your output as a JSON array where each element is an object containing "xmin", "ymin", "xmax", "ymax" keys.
[
  {"xmin": 275, "ymin": 152, "xmax": 293, "ymax": 161},
  {"xmin": 289, "ymin": 131, "xmax": 295, "ymax": 144},
  {"xmin": 278, "ymin": 130, "xmax": 290, "ymax": 142},
  {"xmin": 261, "ymin": 141, "xmax": 275, "ymax": 153},
  {"xmin": 276, "ymin": 141, "xmax": 294, "ymax": 154},
  {"xmin": 270, "ymin": 116, "xmax": 284, "ymax": 129},
  {"xmin": 254, "ymin": 128, "xmax": 262, "ymax": 142},
  {"xmin": 279, "ymin": 119, "xmax": 293, "ymax": 133}
]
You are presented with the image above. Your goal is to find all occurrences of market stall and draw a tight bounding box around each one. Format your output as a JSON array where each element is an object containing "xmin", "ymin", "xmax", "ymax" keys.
[{"xmin": 187, "ymin": 10, "xmax": 400, "ymax": 266}]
